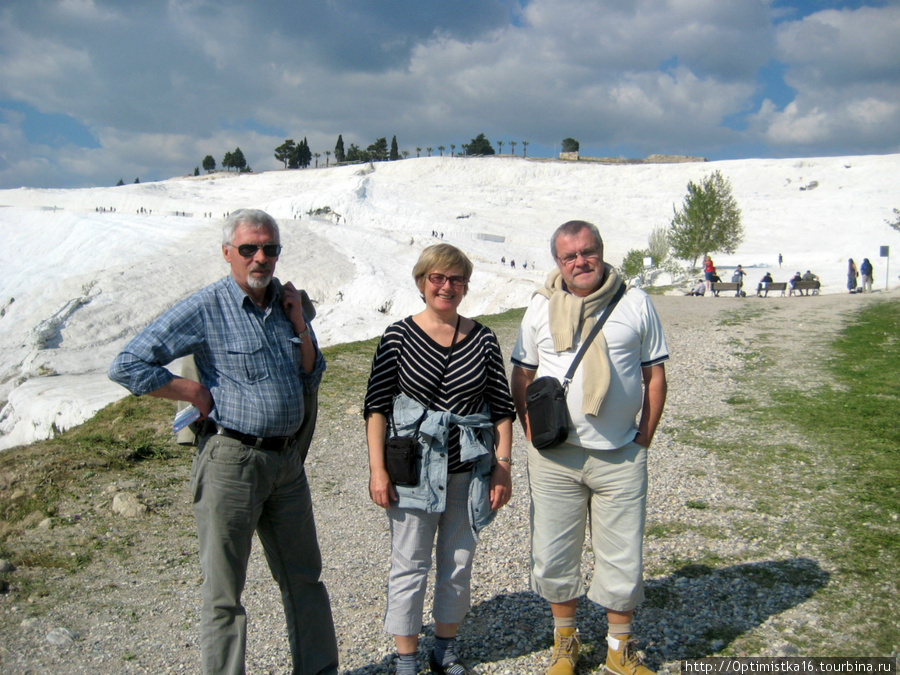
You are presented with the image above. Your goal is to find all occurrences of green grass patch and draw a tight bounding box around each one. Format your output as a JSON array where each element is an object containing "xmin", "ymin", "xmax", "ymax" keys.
[
  {"xmin": 717, "ymin": 298, "xmax": 900, "ymax": 655},
  {"xmin": 0, "ymin": 395, "xmax": 184, "ymax": 542},
  {"xmin": 765, "ymin": 300, "xmax": 899, "ymax": 576},
  {"xmin": 717, "ymin": 304, "xmax": 768, "ymax": 327}
]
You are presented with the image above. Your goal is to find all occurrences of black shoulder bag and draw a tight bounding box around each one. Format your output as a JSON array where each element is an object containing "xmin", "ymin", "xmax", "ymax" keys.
[
  {"xmin": 385, "ymin": 317, "xmax": 460, "ymax": 486},
  {"xmin": 526, "ymin": 283, "xmax": 626, "ymax": 450}
]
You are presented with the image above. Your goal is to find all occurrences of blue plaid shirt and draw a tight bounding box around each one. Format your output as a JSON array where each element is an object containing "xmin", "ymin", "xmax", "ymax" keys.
[{"xmin": 109, "ymin": 275, "xmax": 326, "ymax": 437}]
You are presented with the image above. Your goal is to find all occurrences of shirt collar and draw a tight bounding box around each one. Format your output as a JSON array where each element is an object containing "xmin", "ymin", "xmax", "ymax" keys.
[{"xmin": 223, "ymin": 274, "xmax": 281, "ymax": 311}]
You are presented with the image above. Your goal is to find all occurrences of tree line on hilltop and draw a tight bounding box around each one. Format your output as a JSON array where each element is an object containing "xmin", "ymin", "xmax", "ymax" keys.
[{"xmin": 193, "ymin": 132, "xmax": 536, "ymax": 178}]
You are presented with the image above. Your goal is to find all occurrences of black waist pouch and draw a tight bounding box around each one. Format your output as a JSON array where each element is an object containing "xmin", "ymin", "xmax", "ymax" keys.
[
  {"xmin": 385, "ymin": 435, "xmax": 419, "ymax": 486},
  {"xmin": 525, "ymin": 376, "xmax": 570, "ymax": 450}
]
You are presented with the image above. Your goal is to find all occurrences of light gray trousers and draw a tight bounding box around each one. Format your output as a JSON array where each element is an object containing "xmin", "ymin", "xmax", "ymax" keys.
[
  {"xmin": 191, "ymin": 433, "xmax": 338, "ymax": 675},
  {"xmin": 384, "ymin": 472, "xmax": 477, "ymax": 636}
]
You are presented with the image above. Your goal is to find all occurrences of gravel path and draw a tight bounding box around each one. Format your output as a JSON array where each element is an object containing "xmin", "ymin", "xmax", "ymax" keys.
[{"xmin": 0, "ymin": 290, "xmax": 892, "ymax": 674}]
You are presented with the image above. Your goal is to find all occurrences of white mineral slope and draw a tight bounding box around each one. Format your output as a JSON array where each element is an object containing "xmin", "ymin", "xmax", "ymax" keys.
[{"xmin": 1, "ymin": 154, "xmax": 898, "ymax": 449}]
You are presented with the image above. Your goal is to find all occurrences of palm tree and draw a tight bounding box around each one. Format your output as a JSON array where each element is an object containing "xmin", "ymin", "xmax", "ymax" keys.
[
  {"xmin": 497, "ymin": 140, "xmax": 504, "ymax": 154},
  {"xmin": 438, "ymin": 145, "xmax": 445, "ymax": 156},
  {"xmin": 325, "ymin": 150, "xmax": 331, "ymax": 166},
  {"xmin": 402, "ymin": 150, "xmax": 410, "ymax": 159},
  {"xmin": 416, "ymin": 147, "xmax": 422, "ymax": 158},
  {"xmin": 450, "ymin": 144, "xmax": 456, "ymax": 157},
  {"xmin": 510, "ymin": 141, "xmax": 517, "ymax": 155},
  {"xmin": 426, "ymin": 147, "xmax": 433, "ymax": 156},
  {"xmin": 522, "ymin": 141, "xmax": 529, "ymax": 157},
  {"xmin": 314, "ymin": 152, "xmax": 320, "ymax": 168}
]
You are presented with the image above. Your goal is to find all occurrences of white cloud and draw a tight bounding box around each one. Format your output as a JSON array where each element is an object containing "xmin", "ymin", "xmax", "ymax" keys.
[
  {"xmin": 1, "ymin": 0, "xmax": 899, "ymax": 187},
  {"xmin": 776, "ymin": 6, "xmax": 900, "ymax": 84},
  {"xmin": 750, "ymin": 5, "xmax": 900, "ymax": 152}
]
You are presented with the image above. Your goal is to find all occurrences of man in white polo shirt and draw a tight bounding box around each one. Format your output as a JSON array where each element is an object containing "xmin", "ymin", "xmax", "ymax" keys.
[{"xmin": 511, "ymin": 220, "xmax": 668, "ymax": 675}]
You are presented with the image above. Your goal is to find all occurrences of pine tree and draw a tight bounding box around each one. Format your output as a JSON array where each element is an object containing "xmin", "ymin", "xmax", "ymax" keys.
[
  {"xmin": 231, "ymin": 147, "xmax": 247, "ymax": 172},
  {"xmin": 275, "ymin": 139, "xmax": 296, "ymax": 169},
  {"xmin": 390, "ymin": 136, "xmax": 399, "ymax": 161},
  {"xmin": 465, "ymin": 133, "xmax": 495, "ymax": 156},
  {"xmin": 299, "ymin": 138, "xmax": 312, "ymax": 168},
  {"xmin": 334, "ymin": 135, "xmax": 345, "ymax": 163}
]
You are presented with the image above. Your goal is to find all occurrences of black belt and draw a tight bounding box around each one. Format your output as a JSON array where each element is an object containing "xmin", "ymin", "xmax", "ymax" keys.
[{"xmin": 200, "ymin": 422, "xmax": 296, "ymax": 451}]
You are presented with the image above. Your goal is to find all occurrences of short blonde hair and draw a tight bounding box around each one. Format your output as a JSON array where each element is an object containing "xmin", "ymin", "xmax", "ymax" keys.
[{"xmin": 413, "ymin": 243, "xmax": 473, "ymax": 289}]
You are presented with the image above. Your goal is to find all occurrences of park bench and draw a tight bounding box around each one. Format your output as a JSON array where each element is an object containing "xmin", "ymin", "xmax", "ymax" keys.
[
  {"xmin": 791, "ymin": 280, "xmax": 820, "ymax": 296},
  {"xmin": 710, "ymin": 281, "xmax": 743, "ymax": 296},
  {"xmin": 756, "ymin": 282, "xmax": 787, "ymax": 297}
]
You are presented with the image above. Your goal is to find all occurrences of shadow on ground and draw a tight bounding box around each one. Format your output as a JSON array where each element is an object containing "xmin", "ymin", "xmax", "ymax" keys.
[{"xmin": 343, "ymin": 557, "xmax": 828, "ymax": 674}]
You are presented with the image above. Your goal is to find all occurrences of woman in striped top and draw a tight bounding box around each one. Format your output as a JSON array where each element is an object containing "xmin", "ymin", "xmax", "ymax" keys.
[{"xmin": 365, "ymin": 244, "xmax": 515, "ymax": 675}]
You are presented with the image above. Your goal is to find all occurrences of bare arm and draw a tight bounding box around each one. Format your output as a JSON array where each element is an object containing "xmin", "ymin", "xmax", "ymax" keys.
[
  {"xmin": 365, "ymin": 411, "xmax": 397, "ymax": 508},
  {"xmin": 634, "ymin": 364, "xmax": 667, "ymax": 447},
  {"xmin": 489, "ymin": 417, "xmax": 513, "ymax": 510},
  {"xmin": 147, "ymin": 376, "xmax": 214, "ymax": 419},
  {"xmin": 511, "ymin": 365, "xmax": 536, "ymax": 439}
]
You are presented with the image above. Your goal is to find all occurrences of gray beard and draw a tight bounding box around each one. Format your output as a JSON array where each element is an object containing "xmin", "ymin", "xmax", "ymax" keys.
[{"xmin": 247, "ymin": 273, "xmax": 272, "ymax": 289}]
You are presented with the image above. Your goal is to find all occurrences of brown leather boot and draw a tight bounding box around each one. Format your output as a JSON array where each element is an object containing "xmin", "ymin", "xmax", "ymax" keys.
[
  {"xmin": 605, "ymin": 634, "xmax": 654, "ymax": 675},
  {"xmin": 546, "ymin": 627, "xmax": 579, "ymax": 675}
]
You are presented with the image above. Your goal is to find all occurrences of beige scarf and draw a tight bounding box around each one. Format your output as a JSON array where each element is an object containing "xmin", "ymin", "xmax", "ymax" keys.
[{"xmin": 535, "ymin": 264, "xmax": 622, "ymax": 416}]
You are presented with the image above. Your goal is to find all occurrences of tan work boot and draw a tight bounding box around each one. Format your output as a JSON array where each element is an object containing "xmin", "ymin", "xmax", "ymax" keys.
[
  {"xmin": 605, "ymin": 634, "xmax": 654, "ymax": 675},
  {"xmin": 546, "ymin": 627, "xmax": 579, "ymax": 675}
]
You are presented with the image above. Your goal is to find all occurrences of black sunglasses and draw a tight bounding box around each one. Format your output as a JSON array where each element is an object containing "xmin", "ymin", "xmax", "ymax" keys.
[{"xmin": 232, "ymin": 243, "xmax": 282, "ymax": 258}]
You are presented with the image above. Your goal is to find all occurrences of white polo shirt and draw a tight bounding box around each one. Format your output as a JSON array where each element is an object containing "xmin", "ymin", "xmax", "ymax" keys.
[{"xmin": 512, "ymin": 287, "xmax": 669, "ymax": 450}]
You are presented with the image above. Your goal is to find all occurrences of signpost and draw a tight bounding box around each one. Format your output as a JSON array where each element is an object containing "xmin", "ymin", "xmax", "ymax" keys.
[{"xmin": 880, "ymin": 246, "xmax": 890, "ymax": 290}]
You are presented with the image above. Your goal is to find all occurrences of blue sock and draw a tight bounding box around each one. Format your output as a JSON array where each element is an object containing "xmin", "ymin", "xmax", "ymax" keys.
[
  {"xmin": 433, "ymin": 635, "xmax": 458, "ymax": 665},
  {"xmin": 396, "ymin": 652, "xmax": 418, "ymax": 675}
]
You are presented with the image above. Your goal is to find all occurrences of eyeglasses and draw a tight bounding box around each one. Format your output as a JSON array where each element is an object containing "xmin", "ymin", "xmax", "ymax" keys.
[
  {"xmin": 556, "ymin": 248, "xmax": 601, "ymax": 266},
  {"xmin": 231, "ymin": 243, "xmax": 282, "ymax": 258},
  {"xmin": 427, "ymin": 273, "xmax": 468, "ymax": 288}
]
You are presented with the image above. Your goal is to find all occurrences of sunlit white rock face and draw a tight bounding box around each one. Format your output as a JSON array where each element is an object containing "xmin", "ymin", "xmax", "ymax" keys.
[{"xmin": 2, "ymin": 154, "xmax": 898, "ymax": 449}]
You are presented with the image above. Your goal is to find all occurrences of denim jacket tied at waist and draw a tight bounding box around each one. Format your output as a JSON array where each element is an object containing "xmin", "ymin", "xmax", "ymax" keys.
[{"xmin": 390, "ymin": 392, "xmax": 497, "ymax": 536}]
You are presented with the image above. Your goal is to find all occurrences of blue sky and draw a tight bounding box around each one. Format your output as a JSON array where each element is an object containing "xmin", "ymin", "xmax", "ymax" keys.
[{"xmin": 1, "ymin": 0, "xmax": 898, "ymax": 189}]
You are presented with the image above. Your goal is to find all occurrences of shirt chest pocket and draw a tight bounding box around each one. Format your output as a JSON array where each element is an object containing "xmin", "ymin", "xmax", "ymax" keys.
[{"xmin": 216, "ymin": 336, "xmax": 269, "ymax": 384}]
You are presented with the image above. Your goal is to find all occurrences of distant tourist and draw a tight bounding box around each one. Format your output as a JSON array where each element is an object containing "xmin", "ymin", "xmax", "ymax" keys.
[
  {"xmin": 731, "ymin": 265, "xmax": 746, "ymax": 297},
  {"xmin": 847, "ymin": 258, "xmax": 859, "ymax": 293},
  {"xmin": 688, "ymin": 280, "xmax": 706, "ymax": 296},
  {"xmin": 860, "ymin": 258, "xmax": 874, "ymax": 292},
  {"xmin": 756, "ymin": 272, "xmax": 774, "ymax": 296},
  {"xmin": 801, "ymin": 270, "xmax": 820, "ymax": 295},
  {"xmin": 703, "ymin": 255, "xmax": 716, "ymax": 295}
]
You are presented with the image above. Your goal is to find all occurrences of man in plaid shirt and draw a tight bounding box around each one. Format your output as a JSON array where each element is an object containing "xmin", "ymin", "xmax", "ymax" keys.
[{"xmin": 110, "ymin": 208, "xmax": 338, "ymax": 675}]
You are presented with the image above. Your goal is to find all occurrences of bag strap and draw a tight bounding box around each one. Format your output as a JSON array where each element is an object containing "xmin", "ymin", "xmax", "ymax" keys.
[
  {"xmin": 388, "ymin": 316, "xmax": 461, "ymax": 436},
  {"xmin": 562, "ymin": 282, "xmax": 626, "ymax": 387}
]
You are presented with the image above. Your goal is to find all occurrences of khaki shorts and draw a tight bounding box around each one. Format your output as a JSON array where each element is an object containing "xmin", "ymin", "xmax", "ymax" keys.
[{"xmin": 527, "ymin": 440, "xmax": 647, "ymax": 611}]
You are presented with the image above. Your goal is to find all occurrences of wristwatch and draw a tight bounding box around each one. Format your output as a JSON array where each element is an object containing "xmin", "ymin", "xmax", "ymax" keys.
[
  {"xmin": 496, "ymin": 456, "xmax": 513, "ymax": 465},
  {"xmin": 296, "ymin": 326, "xmax": 310, "ymax": 343}
]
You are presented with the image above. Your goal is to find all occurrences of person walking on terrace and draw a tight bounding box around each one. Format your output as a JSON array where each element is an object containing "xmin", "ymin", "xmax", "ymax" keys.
[{"xmin": 860, "ymin": 258, "xmax": 874, "ymax": 293}]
